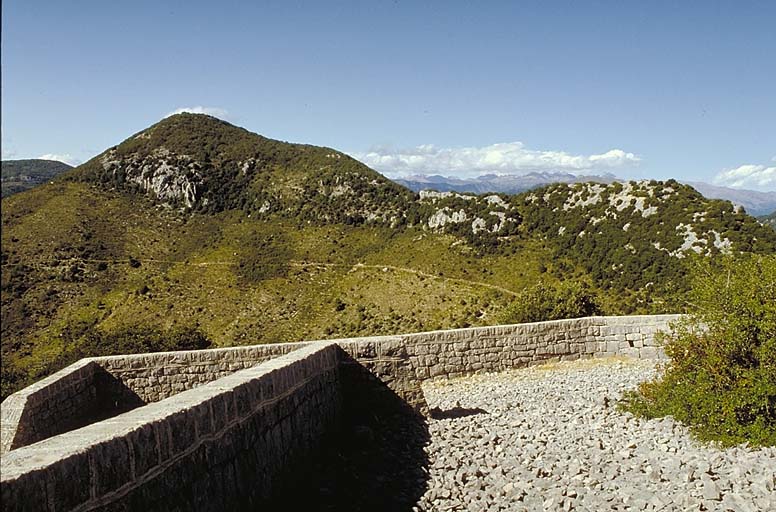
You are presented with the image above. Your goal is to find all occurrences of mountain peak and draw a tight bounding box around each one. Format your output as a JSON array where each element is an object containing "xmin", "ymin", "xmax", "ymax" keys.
[
  {"xmin": 145, "ymin": 112, "xmax": 253, "ymax": 142},
  {"xmin": 103, "ymin": 112, "xmax": 265, "ymax": 163},
  {"xmin": 70, "ymin": 115, "xmax": 413, "ymax": 222}
]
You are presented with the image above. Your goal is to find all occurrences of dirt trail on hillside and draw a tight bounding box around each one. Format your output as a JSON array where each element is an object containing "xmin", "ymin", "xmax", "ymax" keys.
[
  {"xmin": 288, "ymin": 261, "xmax": 519, "ymax": 297},
  {"xmin": 3, "ymin": 257, "xmax": 520, "ymax": 297}
]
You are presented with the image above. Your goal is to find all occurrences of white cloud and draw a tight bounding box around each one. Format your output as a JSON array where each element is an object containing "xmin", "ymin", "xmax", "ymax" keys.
[
  {"xmin": 165, "ymin": 106, "xmax": 229, "ymax": 119},
  {"xmin": 38, "ymin": 153, "xmax": 81, "ymax": 166},
  {"xmin": 713, "ymin": 162, "xmax": 776, "ymax": 190},
  {"xmin": 351, "ymin": 142, "xmax": 641, "ymax": 178}
]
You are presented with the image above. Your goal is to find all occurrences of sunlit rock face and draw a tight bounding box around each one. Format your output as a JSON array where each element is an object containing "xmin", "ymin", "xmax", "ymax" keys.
[{"xmin": 100, "ymin": 148, "xmax": 202, "ymax": 208}]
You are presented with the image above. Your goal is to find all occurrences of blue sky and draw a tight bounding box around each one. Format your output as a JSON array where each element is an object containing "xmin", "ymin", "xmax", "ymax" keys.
[{"xmin": 2, "ymin": 1, "xmax": 775, "ymax": 189}]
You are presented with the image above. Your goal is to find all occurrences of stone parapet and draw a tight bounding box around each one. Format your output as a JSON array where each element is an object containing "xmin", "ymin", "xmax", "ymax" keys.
[
  {"xmin": 2, "ymin": 316, "xmax": 680, "ymax": 453},
  {"xmin": 91, "ymin": 341, "xmax": 308, "ymax": 407},
  {"xmin": 1, "ymin": 342, "xmax": 341, "ymax": 511},
  {"xmin": 1, "ymin": 359, "xmax": 101, "ymax": 454},
  {"xmin": 1, "ymin": 315, "xmax": 682, "ymax": 511}
]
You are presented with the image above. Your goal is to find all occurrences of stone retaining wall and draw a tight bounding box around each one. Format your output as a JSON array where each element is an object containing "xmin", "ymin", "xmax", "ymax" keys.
[
  {"xmin": 91, "ymin": 342, "xmax": 308, "ymax": 407},
  {"xmin": 0, "ymin": 344, "xmax": 308, "ymax": 455},
  {"xmin": 402, "ymin": 314, "xmax": 674, "ymax": 381},
  {"xmin": 0, "ymin": 342, "xmax": 342, "ymax": 512},
  {"xmin": 97, "ymin": 314, "xmax": 677, "ymax": 416},
  {"xmin": 1, "ymin": 360, "xmax": 102, "ymax": 454},
  {"xmin": 2, "ymin": 315, "xmax": 679, "ymax": 453},
  {"xmin": 0, "ymin": 315, "xmax": 681, "ymax": 511},
  {"xmin": 337, "ymin": 314, "xmax": 678, "ymax": 413}
]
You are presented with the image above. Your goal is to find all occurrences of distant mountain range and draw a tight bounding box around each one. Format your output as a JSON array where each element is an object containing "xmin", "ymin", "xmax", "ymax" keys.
[
  {"xmin": 394, "ymin": 172, "xmax": 618, "ymax": 195},
  {"xmin": 1, "ymin": 159, "xmax": 73, "ymax": 198},
  {"xmin": 684, "ymin": 182, "xmax": 776, "ymax": 217},
  {"xmin": 7, "ymin": 158, "xmax": 775, "ymax": 217},
  {"xmin": 393, "ymin": 173, "xmax": 776, "ymax": 217}
]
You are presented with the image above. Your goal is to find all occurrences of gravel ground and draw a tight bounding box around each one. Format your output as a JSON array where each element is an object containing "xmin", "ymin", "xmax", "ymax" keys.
[{"xmin": 417, "ymin": 357, "xmax": 776, "ymax": 512}]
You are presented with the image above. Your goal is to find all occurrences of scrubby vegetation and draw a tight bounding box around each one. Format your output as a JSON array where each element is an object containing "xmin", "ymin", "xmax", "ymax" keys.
[
  {"xmin": 519, "ymin": 181, "xmax": 776, "ymax": 294},
  {"xmin": 71, "ymin": 113, "xmax": 414, "ymax": 222},
  {"xmin": 621, "ymin": 255, "xmax": 776, "ymax": 447},
  {"xmin": 499, "ymin": 281, "xmax": 601, "ymax": 324}
]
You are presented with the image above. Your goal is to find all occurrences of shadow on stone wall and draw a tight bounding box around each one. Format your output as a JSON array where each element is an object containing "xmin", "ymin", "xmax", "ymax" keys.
[
  {"xmin": 6, "ymin": 365, "xmax": 148, "ymax": 452},
  {"xmin": 262, "ymin": 351, "xmax": 431, "ymax": 512},
  {"xmin": 91, "ymin": 367, "xmax": 146, "ymax": 422}
]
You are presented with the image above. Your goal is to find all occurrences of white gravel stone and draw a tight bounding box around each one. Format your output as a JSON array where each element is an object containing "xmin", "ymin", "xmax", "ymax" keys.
[{"xmin": 418, "ymin": 357, "xmax": 776, "ymax": 511}]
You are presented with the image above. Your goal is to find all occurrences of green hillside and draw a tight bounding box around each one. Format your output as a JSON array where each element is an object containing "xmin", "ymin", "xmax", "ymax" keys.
[
  {"xmin": 70, "ymin": 113, "xmax": 413, "ymax": 222},
  {"xmin": 1, "ymin": 159, "xmax": 73, "ymax": 197},
  {"xmin": 518, "ymin": 181, "xmax": 773, "ymax": 292},
  {"xmin": 2, "ymin": 114, "xmax": 774, "ymax": 398},
  {"xmin": 759, "ymin": 211, "xmax": 776, "ymax": 230}
]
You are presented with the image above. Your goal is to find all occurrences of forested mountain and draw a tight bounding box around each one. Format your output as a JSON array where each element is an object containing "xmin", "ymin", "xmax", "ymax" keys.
[
  {"xmin": 3, "ymin": 114, "xmax": 774, "ymax": 398},
  {"xmin": 70, "ymin": 113, "xmax": 413, "ymax": 224},
  {"xmin": 410, "ymin": 182, "xmax": 773, "ymax": 296},
  {"xmin": 518, "ymin": 181, "xmax": 772, "ymax": 290},
  {"xmin": 1, "ymin": 159, "xmax": 73, "ymax": 197}
]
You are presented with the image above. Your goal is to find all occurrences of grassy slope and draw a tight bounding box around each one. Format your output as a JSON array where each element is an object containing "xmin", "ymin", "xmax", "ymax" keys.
[
  {"xmin": 4, "ymin": 115, "xmax": 774, "ymax": 398},
  {"xmin": 1, "ymin": 181, "xmax": 566, "ymax": 396},
  {"xmin": 4, "ymin": 181, "xmax": 772, "ymax": 398}
]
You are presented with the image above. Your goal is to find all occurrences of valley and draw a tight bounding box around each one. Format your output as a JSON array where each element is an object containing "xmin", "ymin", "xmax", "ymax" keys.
[{"xmin": 2, "ymin": 114, "xmax": 774, "ymax": 399}]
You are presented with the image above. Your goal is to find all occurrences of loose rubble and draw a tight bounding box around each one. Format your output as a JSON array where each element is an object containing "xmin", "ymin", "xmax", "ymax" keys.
[{"xmin": 417, "ymin": 357, "xmax": 776, "ymax": 512}]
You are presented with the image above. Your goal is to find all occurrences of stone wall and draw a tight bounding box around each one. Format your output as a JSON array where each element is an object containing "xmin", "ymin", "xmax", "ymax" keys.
[
  {"xmin": 0, "ymin": 315, "xmax": 681, "ymax": 511},
  {"xmin": 0, "ymin": 344, "xmax": 307, "ymax": 456},
  {"xmin": 336, "ymin": 314, "xmax": 678, "ymax": 413},
  {"xmin": 402, "ymin": 314, "xmax": 674, "ymax": 380},
  {"xmin": 0, "ymin": 342, "xmax": 342, "ymax": 512},
  {"xmin": 1, "ymin": 315, "xmax": 679, "ymax": 453},
  {"xmin": 91, "ymin": 342, "xmax": 308, "ymax": 407},
  {"xmin": 100, "ymin": 315, "xmax": 678, "ymax": 416},
  {"xmin": 1, "ymin": 360, "xmax": 103, "ymax": 454}
]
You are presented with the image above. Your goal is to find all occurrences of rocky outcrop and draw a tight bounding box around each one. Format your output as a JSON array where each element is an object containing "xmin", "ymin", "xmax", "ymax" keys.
[{"xmin": 100, "ymin": 148, "xmax": 202, "ymax": 207}]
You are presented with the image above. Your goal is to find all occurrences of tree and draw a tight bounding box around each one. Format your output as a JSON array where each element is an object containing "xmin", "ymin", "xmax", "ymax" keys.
[
  {"xmin": 622, "ymin": 254, "xmax": 776, "ymax": 447},
  {"xmin": 499, "ymin": 281, "xmax": 601, "ymax": 324}
]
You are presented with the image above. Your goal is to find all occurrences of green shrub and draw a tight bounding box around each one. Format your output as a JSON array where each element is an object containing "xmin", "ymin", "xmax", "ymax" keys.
[
  {"xmin": 237, "ymin": 232, "xmax": 292, "ymax": 284},
  {"xmin": 499, "ymin": 280, "xmax": 600, "ymax": 324},
  {"xmin": 621, "ymin": 254, "xmax": 776, "ymax": 447},
  {"xmin": 67, "ymin": 324, "xmax": 212, "ymax": 358}
]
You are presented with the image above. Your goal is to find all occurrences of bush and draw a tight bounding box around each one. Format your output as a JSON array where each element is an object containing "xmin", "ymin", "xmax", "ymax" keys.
[
  {"xmin": 236, "ymin": 232, "xmax": 292, "ymax": 284},
  {"xmin": 70, "ymin": 324, "xmax": 212, "ymax": 358},
  {"xmin": 621, "ymin": 254, "xmax": 776, "ymax": 447},
  {"xmin": 499, "ymin": 281, "xmax": 600, "ymax": 324}
]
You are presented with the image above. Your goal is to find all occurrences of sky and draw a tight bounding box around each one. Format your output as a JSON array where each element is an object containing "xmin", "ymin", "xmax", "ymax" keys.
[{"xmin": 2, "ymin": 1, "xmax": 775, "ymax": 190}]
